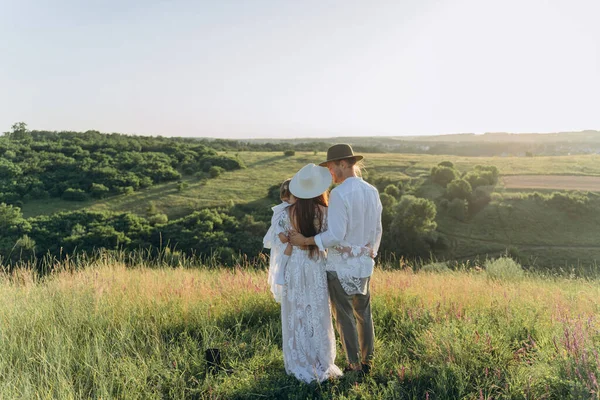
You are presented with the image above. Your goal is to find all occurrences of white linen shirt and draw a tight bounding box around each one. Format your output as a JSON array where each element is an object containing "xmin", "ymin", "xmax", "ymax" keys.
[{"xmin": 314, "ymin": 177, "xmax": 382, "ymax": 289}]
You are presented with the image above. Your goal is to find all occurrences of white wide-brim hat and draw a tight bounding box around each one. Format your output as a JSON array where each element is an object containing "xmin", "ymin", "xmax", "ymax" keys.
[{"xmin": 289, "ymin": 163, "xmax": 332, "ymax": 199}]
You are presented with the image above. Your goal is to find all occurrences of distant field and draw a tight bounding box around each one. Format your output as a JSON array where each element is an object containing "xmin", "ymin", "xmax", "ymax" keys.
[{"xmin": 502, "ymin": 175, "xmax": 600, "ymax": 191}]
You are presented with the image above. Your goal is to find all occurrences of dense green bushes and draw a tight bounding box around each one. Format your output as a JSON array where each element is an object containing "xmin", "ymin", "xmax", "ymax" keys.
[
  {"xmin": 0, "ymin": 123, "xmax": 244, "ymax": 205},
  {"xmin": 430, "ymin": 164, "xmax": 458, "ymax": 187},
  {"xmin": 0, "ymin": 200, "xmax": 267, "ymax": 269}
]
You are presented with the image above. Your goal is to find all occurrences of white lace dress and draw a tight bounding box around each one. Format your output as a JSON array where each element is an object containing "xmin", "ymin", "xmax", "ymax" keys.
[{"xmin": 279, "ymin": 209, "xmax": 342, "ymax": 383}]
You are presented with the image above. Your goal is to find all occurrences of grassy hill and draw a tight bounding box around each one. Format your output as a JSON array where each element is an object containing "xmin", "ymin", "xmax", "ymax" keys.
[{"xmin": 0, "ymin": 257, "xmax": 598, "ymax": 399}]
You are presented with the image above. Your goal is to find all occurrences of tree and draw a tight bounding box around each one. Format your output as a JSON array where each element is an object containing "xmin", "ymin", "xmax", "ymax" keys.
[
  {"xmin": 431, "ymin": 166, "xmax": 458, "ymax": 187},
  {"xmin": 0, "ymin": 203, "xmax": 31, "ymax": 255},
  {"xmin": 62, "ymin": 188, "xmax": 89, "ymax": 201},
  {"xmin": 0, "ymin": 159, "xmax": 22, "ymax": 179},
  {"xmin": 447, "ymin": 179, "xmax": 472, "ymax": 200},
  {"xmin": 6, "ymin": 122, "xmax": 31, "ymax": 141},
  {"xmin": 382, "ymin": 195, "xmax": 438, "ymax": 258},
  {"xmin": 90, "ymin": 183, "xmax": 109, "ymax": 198},
  {"xmin": 447, "ymin": 198, "xmax": 468, "ymax": 221},
  {"xmin": 384, "ymin": 184, "xmax": 401, "ymax": 199}
]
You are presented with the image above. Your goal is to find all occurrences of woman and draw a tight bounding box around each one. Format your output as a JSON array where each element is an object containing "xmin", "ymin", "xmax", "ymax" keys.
[{"xmin": 277, "ymin": 163, "xmax": 342, "ymax": 383}]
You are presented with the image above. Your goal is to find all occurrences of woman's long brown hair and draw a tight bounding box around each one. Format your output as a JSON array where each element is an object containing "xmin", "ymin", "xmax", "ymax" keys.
[{"xmin": 289, "ymin": 192, "xmax": 329, "ymax": 259}]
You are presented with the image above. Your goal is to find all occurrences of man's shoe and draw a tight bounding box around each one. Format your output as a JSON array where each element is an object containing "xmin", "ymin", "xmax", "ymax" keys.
[
  {"xmin": 361, "ymin": 363, "xmax": 371, "ymax": 375},
  {"xmin": 343, "ymin": 364, "xmax": 361, "ymax": 373}
]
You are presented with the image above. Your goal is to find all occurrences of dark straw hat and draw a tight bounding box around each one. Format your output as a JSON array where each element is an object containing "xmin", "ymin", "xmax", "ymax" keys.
[{"xmin": 318, "ymin": 144, "xmax": 363, "ymax": 167}]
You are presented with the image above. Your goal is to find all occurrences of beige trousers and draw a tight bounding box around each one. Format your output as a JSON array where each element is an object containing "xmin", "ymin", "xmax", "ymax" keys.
[{"xmin": 326, "ymin": 271, "xmax": 374, "ymax": 365}]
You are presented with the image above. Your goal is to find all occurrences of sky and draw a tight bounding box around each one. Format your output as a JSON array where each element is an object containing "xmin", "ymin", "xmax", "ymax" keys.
[{"xmin": 1, "ymin": 0, "xmax": 599, "ymax": 139}]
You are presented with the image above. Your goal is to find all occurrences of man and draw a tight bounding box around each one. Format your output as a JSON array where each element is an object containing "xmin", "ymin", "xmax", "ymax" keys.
[{"xmin": 290, "ymin": 143, "xmax": 383, "ymax": 375}]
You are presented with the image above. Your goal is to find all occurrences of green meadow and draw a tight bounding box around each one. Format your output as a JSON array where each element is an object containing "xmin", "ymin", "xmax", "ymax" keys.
[{"xmin": 0, "ymin": 255, "xmax": 598, "ymax": 399}]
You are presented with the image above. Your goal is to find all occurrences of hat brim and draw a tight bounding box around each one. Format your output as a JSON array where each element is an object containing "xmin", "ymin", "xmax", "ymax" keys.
[
  {"xmin": 318, "ymin": 155, "xmax": 363, "ymax": 167},
  {"xmin": 289, "ymin": 164, "xmax": 332, "ymax": 199}
]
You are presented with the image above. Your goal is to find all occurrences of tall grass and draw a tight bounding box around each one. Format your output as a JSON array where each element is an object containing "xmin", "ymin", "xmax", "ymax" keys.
[{"xmin": 0, "ymin": 254, "xmax": 598, "ymax": 399}]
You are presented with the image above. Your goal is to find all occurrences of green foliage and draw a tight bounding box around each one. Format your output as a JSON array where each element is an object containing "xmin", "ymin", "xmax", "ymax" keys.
[
  {"xmin": 485, "ymin": 257, "xmax": 525, "ymax": 281},
  {"xmin": 0, "ymin": 159, "xmax": 22, "ymax": 178},
  {"xmin": 5, "ymin": 122, "xmax": 31, "ymax": 141},
  {"xmin": 394, "ymin": 195, "xmax": 437, "ymax": 233},
  {"xmin": 61, "ymin": 188, "xmax": 88, "ymax": 202},
  {"xmin": 177, "ymin": 182, "xmax": 188, "ymax": 192},
  {"xmin": 546, "ymin": 191, "xmax": 588, "ymax": 215},
  {"xmin": 209, "ymin": 166, "xmax": 224, "ymax": 178},
  {"xmin": 283, "ymin": 150, "xmax": 295, "ymax": 156},
  {"xmin": 438, "ymin": 160, "xmax": 454, "ymax": 168},
  {"xmin": 463, "ymin": 165, "xmax": 499, "ymax": 189},
  {"xmin": 0, "ymin": 203, "xmax": 31, "ymax": 258},
  {"xmin": 448, "ymin": 198, "xmax": 468, "ymax": 221},
  {"xmin": 90, "ymin": 183, "xmax": 109, "ymax": 199},
  {"xmin": 419, "ymin": 261, "xmax": 450, "ymax": 273},
  {"xmin": 147, "ymin": 213, "xmax": 168, "ymax": 225},
  {"xmin": 468, "ymin": 187, "xmax": 492, "ymax": 214},
  {"xmin": 447, "ymin": 178, "xmax": 472, "ymax": 200},
  {"xmin": 201, "ymin": 155, "xmax": 245, "ymax": 171},
  {"xmin": 0, "ymin": 126, "xmax": 243, "ymax": 205},
  {"xmin": 431, "ymin": 165, "xmax": 458, "ymax": 187},
  {"xmin": 383, "ymin": 195, "xmax": 438, "ymax": 258},
  {"xmin": 384, "ymin": 184, "xmax": 401, "ymax": 199}
]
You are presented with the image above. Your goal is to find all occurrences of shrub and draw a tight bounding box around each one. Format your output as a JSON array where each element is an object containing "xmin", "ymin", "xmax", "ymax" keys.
[
  {"xmin": 139, "ymin": 176, "xmax": 153, "ymax": 188},
  {"xmin": 439, "ymin": 198, "xmax": 449, "ymax": 210},
  {"xmin": 15, "ymin": 234, "xmax": 35, "ymax": 251},
  {"xmin": 468, "ymin": 187, "xmax": 492, "ymax": 214},
  {"xmin": 284, "ymin": 150, "xmax": 295, "ymax": 156},
  {"xmin": 148, "ymin": 213, "xmax": 168, "ymax": 225},
  {"xmin": 446, "ymin": 179, "xmax": 472, "ymax": 200},
  {"xmin": 384, "ymin": 184, "xmax": 401, "ymax": 199},
  {"xmin": 177, "ymin": 182, "xmax": 188, "ymax": 192},
  {"xmin": 209, "ymin": 166, "xmax": 224, "ymax": 178},
  {"xmin": 146, "ymin": 202, "xmax": 158, "ymax": 216},
  {"xmin": 431, "ymin": 166, "xmax": 458, "ymax": 187},
  {"xmin": 474, "ymin": 165, "xmax": 499, "ymax": 183},
  {"xmin": 202, "ymin": 155, "xmax": 245, "ymax": 171},
  {"xmin": 90, "ymin": 183, "xmax": 109, "ymax": 199},
  {"xmin": 485, "ymin": 257, "xmax": 524, "ymax": 282},
  {"xmin": 420, "ymin": 261, "xmax": 450, "ymax": 273},
  {"xmin": 448, "ymin": 198, "xmax": 468, "ymax": 221},
  {"xmin": 61, "ymin": 188, "xmax": 88, "ymax": 202},
  {"xmin": 546, "ymin": 191, "xmax": 588, "ymax": 215},
  {"xmin": 382, "ymin": 195, "xmax": 438, "ymax": 258},
  {"xmin": 438, "ymin": 161, "xmax": 454, "ymax": 168}
]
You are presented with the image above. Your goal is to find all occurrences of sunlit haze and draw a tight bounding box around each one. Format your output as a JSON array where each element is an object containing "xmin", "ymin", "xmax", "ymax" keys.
[{"xmin": 1, "ymin": 0, "xmax": 599, "ymax": 138}]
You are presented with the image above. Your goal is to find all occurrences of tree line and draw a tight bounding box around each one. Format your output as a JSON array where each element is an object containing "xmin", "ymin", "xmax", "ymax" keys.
[{"xmin": 0, "ymin": 123, "xmax": 245, "ymax": 206}]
